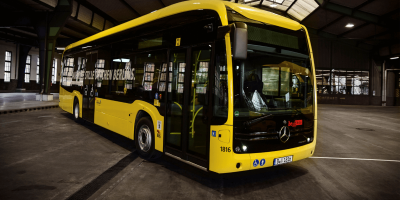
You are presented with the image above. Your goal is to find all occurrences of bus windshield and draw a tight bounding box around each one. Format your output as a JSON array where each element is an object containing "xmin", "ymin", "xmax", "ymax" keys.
[{"xmin": 232, "ymin": 23, "xmax": 314, "ymax": 117}]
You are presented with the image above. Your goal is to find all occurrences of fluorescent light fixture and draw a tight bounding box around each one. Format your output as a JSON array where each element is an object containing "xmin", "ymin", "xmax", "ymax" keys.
[
  {"xmin": 56, "ymin": 47, "xmax": 65, "ymax": 50},
  {"xmin": 82, "ymin": 46, "xmax": 92, "ymax": 49},
  {"xmin": 390, "ymin": 57, "xmax": 399, "ymax": 60},
  {"xmin": 345, "ymin": 23, "xmax": 354, "ymax": 28},
  {"xmin": 113, "ymin": 58, "xmax": 130, "ymax": 63},
  {"xmin": 270, "ymin": 4, "xmax": 277, "ymax": 7}
]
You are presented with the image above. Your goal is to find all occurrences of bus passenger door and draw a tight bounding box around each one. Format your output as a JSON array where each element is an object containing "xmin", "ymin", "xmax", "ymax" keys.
[
  {"xmin": 165, "ymin": 45, "xmax": 213, "ymax": 169},
  {"xmin": 82, "ymin": 51, "xmax": 97, "ymax": 122}
]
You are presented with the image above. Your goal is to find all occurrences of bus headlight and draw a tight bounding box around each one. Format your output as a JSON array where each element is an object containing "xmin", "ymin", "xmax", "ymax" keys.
[{"xmin": 242, "ymin": 145, "xmax": 247, "ymax": 152}]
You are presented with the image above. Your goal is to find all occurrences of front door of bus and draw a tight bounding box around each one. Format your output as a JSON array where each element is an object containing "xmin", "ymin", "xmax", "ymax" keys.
[
  {"xmin": 164, "ymin": 45, "xmax": 212, "ymax": 169},
  {"xmin": 82, "ymin": 51, "xmax": 97, "ymax": 122}
]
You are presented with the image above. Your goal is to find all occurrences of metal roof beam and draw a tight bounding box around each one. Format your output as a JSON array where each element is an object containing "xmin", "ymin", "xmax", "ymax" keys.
[
  {"xmin": 159, "ymin": 0, "xmax": 166, "ymax": 7},
  {"xmin": 331, "ymin": 0, "xmax": 375, "ymax": 38},
  {"xmin": 284, "ymin": 0, "xmax": 297, "ymax": 13},
  {"xmin": 63, "ymin": 24, "xmax": 91, "ymax": 37},
  {"xmin": 118, "ymin": 0, "xmax": 141, "ymax": 17},
  {"xmin": 0, "ymin": 12, "xmax": 38, "ymax": 27},
  {"xmin": 317, "ymin": 16, "xmax": 345, "ymax": 33},
  {"xmin": 0, "ymin": 30, "xmax": 38, "ymax": 47},
  {"xmin": 321, "ymin": 1, "xmax": 394, "ymax": 29},
  {"xmin": 307, "ymin": 26, "xmax": 374, "ymax": 50},
  {"xmin": 337, "ymin": 22, "xmax": 370, "ymax": 38},
  {"xmin": 73, "ymin": 0, "xmax": 119, "ymax": 25}
]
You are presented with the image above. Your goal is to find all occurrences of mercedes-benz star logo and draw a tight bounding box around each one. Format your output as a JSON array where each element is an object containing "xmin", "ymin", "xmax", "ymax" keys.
[{"xmin": 279, "ymin": 126, "xmax": 290, "ymax": 143}]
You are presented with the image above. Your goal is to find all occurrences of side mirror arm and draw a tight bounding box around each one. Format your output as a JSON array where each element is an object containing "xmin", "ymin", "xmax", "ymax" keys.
[{"xmin": 216, "ymin": 23, "xmax": 248, "ymax": 60}]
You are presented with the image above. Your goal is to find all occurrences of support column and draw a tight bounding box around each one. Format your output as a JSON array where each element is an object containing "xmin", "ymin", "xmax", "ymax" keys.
[
  {"xmin": 35, "ymin": 0, "xmax": 72, "ymax": 95},
  {"xmin": 16, "ymin": 45, "xmax": 32, "ymax": 91}
]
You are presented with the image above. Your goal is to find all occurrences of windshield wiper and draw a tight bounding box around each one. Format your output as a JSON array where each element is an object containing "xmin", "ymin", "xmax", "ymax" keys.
[{"xmin": 243, "ymin": 114, "xmax": 273, "ymax": 127}]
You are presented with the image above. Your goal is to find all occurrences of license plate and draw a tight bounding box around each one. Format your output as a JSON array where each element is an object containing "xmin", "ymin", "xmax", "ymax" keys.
[{"xmin": 273, "ymin": 155, "xmax": 293, "ymax": 166}]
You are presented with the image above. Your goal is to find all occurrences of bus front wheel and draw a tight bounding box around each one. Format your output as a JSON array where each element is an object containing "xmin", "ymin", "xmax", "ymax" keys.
[{"xmin": 135, "ymin": 117, "xmax": 157, "ymax": 160}]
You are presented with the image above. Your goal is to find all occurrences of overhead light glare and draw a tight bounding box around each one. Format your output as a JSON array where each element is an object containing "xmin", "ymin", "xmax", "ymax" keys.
[
  {"xmin": 345, "ymin": 23, "xmax": 354, "ymax": 28},
  {"xmin": 113, "ymin": 58, "xmax": 130, "ymax": 63},
  {"xmin": 390, "ymin": 57, "xmax": 399, "ymax": 60},
  {"xmin": 270, "ymin": 4, "xmax": 277, "ymax": 7}
]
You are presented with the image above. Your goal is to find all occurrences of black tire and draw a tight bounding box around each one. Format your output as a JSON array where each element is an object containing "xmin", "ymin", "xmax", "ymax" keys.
[
  {"xmin": 135, "ymin": 117, "xmax": 161, "ymax": 161},
  {"xmin": 73, "ymin": 99, "xmax": 80, "ymax": 122}
]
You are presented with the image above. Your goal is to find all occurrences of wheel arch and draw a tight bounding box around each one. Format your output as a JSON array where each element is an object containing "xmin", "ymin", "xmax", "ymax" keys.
[{"xmin": 132, "ymin": 101, "xmax": 164, "ymax": 152}]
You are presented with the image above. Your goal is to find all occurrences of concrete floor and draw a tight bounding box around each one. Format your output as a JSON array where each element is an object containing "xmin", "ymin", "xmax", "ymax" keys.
[{"xmin": 0, "ymin": 105, "xmax": 399, "ymax": 200}]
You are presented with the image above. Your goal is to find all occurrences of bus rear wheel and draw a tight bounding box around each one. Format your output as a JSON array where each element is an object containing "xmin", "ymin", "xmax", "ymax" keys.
[
  {"xmin": 73, "ymin": 99, "xmax": 80, "ymax": 121},
  {"xmin": 135, "ymin": 117, "xmax": 160, "ymax": 161}
]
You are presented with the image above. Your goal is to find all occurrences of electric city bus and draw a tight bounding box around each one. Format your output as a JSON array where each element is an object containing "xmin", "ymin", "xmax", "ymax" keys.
[{"xmin": 59, "ymin": 0, "xmax": 317, "ymax": 173}]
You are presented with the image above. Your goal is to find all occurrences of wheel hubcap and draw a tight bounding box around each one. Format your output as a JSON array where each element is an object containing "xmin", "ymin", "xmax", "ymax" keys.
[
  {"xmin": 74, "ymin": 103, "xmax": 79, "ymax": 119},
  {"xmin": 138, "ymin": 124, "xmax": 151, "ymax": 152}
]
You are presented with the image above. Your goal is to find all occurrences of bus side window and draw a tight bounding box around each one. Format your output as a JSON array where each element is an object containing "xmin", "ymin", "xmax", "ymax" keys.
[
  {"xmin": 62, "ymin": 57, "xmax": 74, "ymax": 87},
  {"xmin": 132, "ymin": 51, "xmax": 166, "ymax": 102},
  {"xmin": 133, "ymin": 61, "xmax": 144, "ymax": 96},
  {"xmin": 96, "ymin": 53, "xmax": 111, "ymax": 98}
]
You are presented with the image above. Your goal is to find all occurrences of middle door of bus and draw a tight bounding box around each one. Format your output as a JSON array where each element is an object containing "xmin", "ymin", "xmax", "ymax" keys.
[
  {"xmin": 82, "ymin": 51, "xmax": 98, "ymax": 122},
  {"xmin": 164, "ymin": 45, "xmax": 213, "ymax": 169}
]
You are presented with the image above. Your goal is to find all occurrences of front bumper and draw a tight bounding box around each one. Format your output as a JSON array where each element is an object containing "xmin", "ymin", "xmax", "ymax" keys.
[{"xmin": 209, "ymin": 121, "xmax": 317, "ymax": 174}]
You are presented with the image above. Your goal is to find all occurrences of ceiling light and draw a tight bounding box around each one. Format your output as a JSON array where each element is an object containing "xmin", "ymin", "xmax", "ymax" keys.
[
  {"xmin": 345, "ymin": 23, "xmax": 354, "ymax": 28},
  {"xmin": 390, "ymin": 57, "xmax": 399, "ymax": 60},
  {"xmin": 270, "ymin": 4, "xmax": 277, "ymax": 7}
]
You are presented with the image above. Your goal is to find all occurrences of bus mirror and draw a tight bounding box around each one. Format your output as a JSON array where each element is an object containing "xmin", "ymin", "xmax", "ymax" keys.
[{"xmin": 232, "ymin": 22, "xmax": 247, "ymax": 60}]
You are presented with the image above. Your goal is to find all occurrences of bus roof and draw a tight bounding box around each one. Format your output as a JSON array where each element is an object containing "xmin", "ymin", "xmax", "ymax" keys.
[{"xmin": 64, "ymin": 0, "xmax": 302, "ymax": 52}]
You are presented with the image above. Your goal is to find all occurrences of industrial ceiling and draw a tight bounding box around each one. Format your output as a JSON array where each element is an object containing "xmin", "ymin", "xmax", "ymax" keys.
[{"xmin": 0, "ymin": 0, "xmax": 399, "ymax": 58}]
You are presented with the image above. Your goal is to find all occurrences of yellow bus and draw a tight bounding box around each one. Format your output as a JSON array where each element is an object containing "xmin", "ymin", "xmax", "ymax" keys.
[{"xmin": 59, "ymin": 0, "xmax": 317, "ymax": 174}]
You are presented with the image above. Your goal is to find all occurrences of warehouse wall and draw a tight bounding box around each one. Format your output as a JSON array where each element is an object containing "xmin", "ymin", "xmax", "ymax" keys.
[
  {"xmin": 310, "ymin": 35, "xmax": 376, "ymax": 105},
  {"xmin": 0, "ymin": 40, "xmax": 62, "ymax": 93}
]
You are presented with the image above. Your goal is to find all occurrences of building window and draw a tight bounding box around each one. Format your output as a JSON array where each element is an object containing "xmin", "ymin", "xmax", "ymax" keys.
[
  {"xmin": 36, "ymin": 56, "xmax": 40, "ymax": 84},
  {"xmin": 62, "ymin": 57, "xmax": 74, "ymax": 86},
  {"xmin": 25, "ymin": 55, "xmax": 31, "ymax": 83},
  {"xmin": 143, "ymin": 63, "xmax": 155, "ymax": 91},
  {"xmin": 52, "ymin": 58, "xmax": 57, "ymax": 84},
  {"xmin": 316, "ymin": 69, "xmax": 369, "ymax": 95},
  {"xmin": 95, "ymin": 59, "xmax": 105, "ymax": 87},
  {"xmin": 4, "ymin": 51, "xmax": 11, "ymax": 82}
]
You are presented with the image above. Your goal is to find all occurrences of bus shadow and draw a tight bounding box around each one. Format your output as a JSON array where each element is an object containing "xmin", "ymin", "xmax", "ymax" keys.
[
  {"xmin": 60, "ymin": 112, "xmax": 135, "ymax": 152},
  {"xmin": 61, "ymin": 112, "xmax": 309, "ymax": 196},
  {"xmin": 156, "ymin": 155, "xmax": 309, "ymax": 196}
]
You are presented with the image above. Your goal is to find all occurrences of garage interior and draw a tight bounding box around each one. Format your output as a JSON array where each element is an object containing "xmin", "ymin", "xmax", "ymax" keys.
[{"xmin": 0, "ymin": 0, "xmax": 399, "ymax": 199}]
